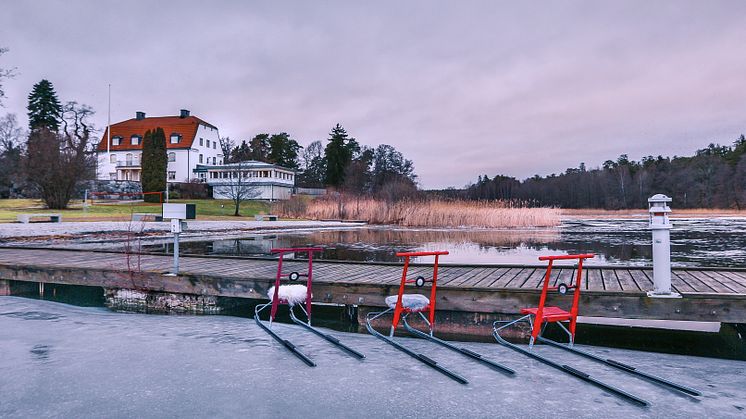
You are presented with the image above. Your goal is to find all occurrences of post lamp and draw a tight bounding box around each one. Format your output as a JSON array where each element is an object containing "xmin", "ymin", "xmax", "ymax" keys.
[{"xmin": 647, "ymin": 194, "xmax": 680, "ymax": 298}]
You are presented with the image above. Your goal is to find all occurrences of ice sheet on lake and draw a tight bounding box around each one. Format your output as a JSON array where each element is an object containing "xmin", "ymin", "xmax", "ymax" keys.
[{"xmin": 1, "ymin": 297, "xmax": 744, "ymax": 418}]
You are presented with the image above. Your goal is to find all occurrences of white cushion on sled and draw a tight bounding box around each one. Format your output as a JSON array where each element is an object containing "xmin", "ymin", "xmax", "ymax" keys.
[
  {"xmin": 268, "ymin": 284, "xmax": 308, "ymax": 306},
  {"xmin": 385, "ymin": 294, "xmax": 430, "ymax": 311}
]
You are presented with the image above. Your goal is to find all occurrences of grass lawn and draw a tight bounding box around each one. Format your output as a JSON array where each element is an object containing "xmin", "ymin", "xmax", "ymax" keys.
[{"xmin": 0, "ymin": 199, "xmax": 272, "ymax": 222}]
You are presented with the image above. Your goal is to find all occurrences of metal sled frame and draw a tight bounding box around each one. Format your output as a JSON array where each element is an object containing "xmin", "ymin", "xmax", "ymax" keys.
[
  {"xmin": 494, "ymin": 253, "xmax": 650, "ymax": 407},
  {"xmin": 255, "ymin": 247, "xmax": 365, "ymax": 367},
  {"xmin": 366, "ymin": 251, "xmax": 514, "ymax": 384}
]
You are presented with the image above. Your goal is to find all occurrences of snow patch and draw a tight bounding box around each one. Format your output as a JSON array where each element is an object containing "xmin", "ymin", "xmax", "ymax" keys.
[
  {"xmin": 267, "ymin": 284, "xmax": 308, "ymax": 306},
  {"xmin": 385, "ymin": 294, "xmax": 430, "ymax": 311}
]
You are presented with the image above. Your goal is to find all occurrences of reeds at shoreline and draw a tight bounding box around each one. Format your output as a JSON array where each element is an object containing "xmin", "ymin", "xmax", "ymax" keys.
[{"xmin": 274, "ymin": 196, "xmax": 561, "ymax": 228}]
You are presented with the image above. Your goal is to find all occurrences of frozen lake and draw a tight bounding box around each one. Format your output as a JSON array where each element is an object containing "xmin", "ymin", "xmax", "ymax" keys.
[
  {"xmin": 1, "ymin": 297, "xmax": 744, "ymax": 418},
  {"xmin": 142, "ymin": 217, "xmax": 746, "ymax": 267}
]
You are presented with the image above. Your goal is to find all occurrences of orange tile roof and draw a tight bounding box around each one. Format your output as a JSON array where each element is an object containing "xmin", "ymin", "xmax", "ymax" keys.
[{"xmin": 96, "ymin": 115, "xmax": 218, "ymax": 152}]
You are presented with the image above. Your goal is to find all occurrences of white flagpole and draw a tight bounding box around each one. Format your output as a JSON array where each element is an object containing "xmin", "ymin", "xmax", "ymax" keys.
[{"xmin": 107, "ymin": 83, "xmax": 111, "ymax": 155}]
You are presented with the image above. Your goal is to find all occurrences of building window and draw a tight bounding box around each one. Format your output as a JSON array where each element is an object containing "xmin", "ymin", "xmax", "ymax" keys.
[
  {"xmin": 109, "ymin": 172, "xmax": 117, "ymax": 180},
  {"xmin": 131, "ymin": 135, "xmax": 141, "ymax": 145},
  {"xmin": 112, "ymin": 136, "xmax": 121, "ymax": 146},
  {"xmin": 126, "ymin": 153, "xmax": 133, "ymax": 165},
  {"xmin": 168, "ymin": 152, "xmax": 176, "ymax": 162},
  {"xmin": 213, "ymin": 142, "xmax": 216, "ymax": 149},
  {"xmin": 206, "ymin": 139, "xmax": 210, "ymax": 148},
  {"xmin": 199, "ymin": 138, "xmax": 203, "ymax": 146},
  {"xmin": 170, "ymin": 134, "xmax": 181, "ymax": 144},
  {"xmin": 199, "ymin": 154, "xmax": 203, "ymax": 164},
  {"xmin": 213, "ymin": 157, "xmax": 216, "ymax": 165},
  {"xmin": 109, "ymin": 154, "xmax": 116, "ymax": 163},
  {"xmin": 168, "ymin": 171, "xmax": 176, "ymax": 180}
]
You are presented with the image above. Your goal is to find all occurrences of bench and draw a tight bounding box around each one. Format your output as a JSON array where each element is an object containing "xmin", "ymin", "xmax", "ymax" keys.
[
  {"xmin": 16, "ymin": 213, "xmax": 62, "ymax": 224},
  {"xmin": 254, "ymin": 214, "xmax": 279, "ymax": 221},
  {"xmin": 132, "ymin": 213, "xmax": 164, "ymax": 222}
]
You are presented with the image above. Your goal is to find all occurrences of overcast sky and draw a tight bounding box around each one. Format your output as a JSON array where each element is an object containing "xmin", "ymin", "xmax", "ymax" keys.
[{"xmin": 2, "ymin": 0, "xmax": 746, "ymax": 188}]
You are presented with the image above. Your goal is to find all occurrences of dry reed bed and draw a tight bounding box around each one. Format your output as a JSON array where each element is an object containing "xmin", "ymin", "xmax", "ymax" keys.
[{"xmin": 280, "ymin": 198, "xmax": 561, "ymax": 228}]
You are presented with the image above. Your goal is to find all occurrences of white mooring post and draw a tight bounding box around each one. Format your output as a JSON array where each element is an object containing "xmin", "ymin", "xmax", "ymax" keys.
[
  {"xmin": 162, "ymin": 203, "xmax": 196, "ymax": 276},
  {"xmin": 171, "ymin": 218, "xmax": 182, "ymax": 275},
  {"xmin": 647, "ymin": 194, "xmax": 680, "ymax": 298}
]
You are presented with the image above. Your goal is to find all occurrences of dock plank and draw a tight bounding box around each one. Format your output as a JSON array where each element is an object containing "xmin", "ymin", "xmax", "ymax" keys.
[
  {"xmin": 500, "ymin": 268, "xmax": 530, "ymax": 288},
  {"xmin": 585, "ymin": 269, "xmax": 603, "ymax": 291},
  {"xmin": 612, "ymin": 270, "xmax": 639, "ymax": 292},
  {"xmin": 1, "ymin": 248, "xmax": 746, "ymax": 323},
  {"xmin": 601, "ymin": 269, "xmax": 623, "ymax": 291},
  {"xmin": 687, "ymin": 270, "xmax": 735, "ymax": 293},
  {"xmin": 674, "ymin": 271, "xmax": 717, "ymax": 293}
]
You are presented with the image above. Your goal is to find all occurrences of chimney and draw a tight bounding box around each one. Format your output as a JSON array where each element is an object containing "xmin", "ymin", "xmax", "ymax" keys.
[
  {"xmin": 135, "ymin": 111, "xmax": 146, "ymax": 120},
  {"xmin": 180, "ymin": 109, "xmax": 190, "ymax": 118}
]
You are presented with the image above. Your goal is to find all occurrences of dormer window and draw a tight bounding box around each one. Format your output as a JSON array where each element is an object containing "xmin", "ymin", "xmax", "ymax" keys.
[
  {"xmin": 170, "ymin": 134, "xmax": 181, "ymax": 144},
  {"xmin": 130, "ymin": 135, "xmax": 141, "ymax": 145},
  {"xmin": 112, "ymin": 136, "xmax": 122, "ymax": 146}
]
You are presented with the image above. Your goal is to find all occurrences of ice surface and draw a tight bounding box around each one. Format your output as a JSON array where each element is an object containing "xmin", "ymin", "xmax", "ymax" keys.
[{"xmin": 1, "ymin": 297, "xmax": 744, "ymax": 418}]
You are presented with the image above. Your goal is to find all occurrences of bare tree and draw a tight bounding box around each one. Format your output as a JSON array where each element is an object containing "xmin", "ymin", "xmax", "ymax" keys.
[
  {"xmin": 0, "ymin": 113, "xmax": 24, "ymax": 152},
  {"xmin": 219, "ymin": 136, "xmax": 235, "ymax": 162},
  {"xmin": 213, "ymin": 161, "xmax": 262, "ymax": 216},
  {"xmin": 25, "ymin": 102, "xmax": 96, "ymax": 208},
  {"xmin": 0, "ymin": 47, "xmax": 17, "ymax": 107},
  {"xmin": 0, "ymin": 114, "xmax": 24, "ymax": 197}
]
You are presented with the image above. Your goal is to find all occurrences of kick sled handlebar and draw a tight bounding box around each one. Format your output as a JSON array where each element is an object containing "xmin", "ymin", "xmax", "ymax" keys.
[{"xmin": 269, "ymin": 247, "xmax": 324, "ymax": 323}]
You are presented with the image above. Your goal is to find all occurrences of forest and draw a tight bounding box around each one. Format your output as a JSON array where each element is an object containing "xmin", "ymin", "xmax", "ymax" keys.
[{"xmin": 463, "ymin": 136, "xmax": 746, "ymax": 209}]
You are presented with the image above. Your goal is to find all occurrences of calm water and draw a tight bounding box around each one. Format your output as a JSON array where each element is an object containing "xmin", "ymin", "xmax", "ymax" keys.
[{"xmin": 143, "ymin": 217, "xmax": 746, "ymax": 267}]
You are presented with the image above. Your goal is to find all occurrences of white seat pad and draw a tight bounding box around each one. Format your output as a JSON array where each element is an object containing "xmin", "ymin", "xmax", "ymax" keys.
[
  {"xmin": 385, "ymin": 294, "xmax": 430, "ymax": 311},
  {"xmin": 268, "ymin": 284, "xmax": 308, "ymax": 306}
]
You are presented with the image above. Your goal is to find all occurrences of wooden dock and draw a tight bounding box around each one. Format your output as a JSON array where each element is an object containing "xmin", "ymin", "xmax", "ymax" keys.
[{"xmin": 0, "ymin": 247, "xmax": 745, "ymax": 323}]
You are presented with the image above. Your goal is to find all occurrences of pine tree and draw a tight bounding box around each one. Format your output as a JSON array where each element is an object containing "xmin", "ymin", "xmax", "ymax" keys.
[
  {"xmin": 249, "ymin": 133, "xmax": 270, "ymax": 162},
  {"xmin": 324, "ymin": 124, "xmax": 358, "ymax": 187},
  {"xmin": 141, "ymin": 128, "xmax": 167, "ymax": 202},
  {"xmin": 27, "ymin": 79, "xmax": 62, "ymax": 131},
  {"xmin": 229, "ymin": 140, "xmax": 252, "ymax": 163},
  {"xmin": 268, "ymin": 132, "xmax": 301, "ymax": 169}
]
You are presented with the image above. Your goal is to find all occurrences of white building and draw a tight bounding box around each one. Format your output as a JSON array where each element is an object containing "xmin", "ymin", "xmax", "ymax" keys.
[
  {"xmin": 96, "ymin": 110, "xmax": 223, "ymax": 183},
  {"xmin": 196, "ymin": 160, "xmax": 295, "ymax": 201}
]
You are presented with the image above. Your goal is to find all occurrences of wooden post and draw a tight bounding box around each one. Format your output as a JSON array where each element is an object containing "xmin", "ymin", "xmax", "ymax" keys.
[{"xmin": 0, "ymin": 279, "xmax": 10, "ymax": 296}]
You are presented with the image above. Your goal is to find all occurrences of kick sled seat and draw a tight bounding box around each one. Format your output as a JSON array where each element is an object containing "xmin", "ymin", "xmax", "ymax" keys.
[{"xmin": 384, "ymin": 294, "xmax": 430, "ymax": 313}]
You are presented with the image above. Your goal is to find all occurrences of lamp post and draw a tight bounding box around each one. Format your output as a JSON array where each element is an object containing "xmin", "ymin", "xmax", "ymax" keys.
[{"xmin": 647, "ymin": 194, "xmax": 680, "ymax": 298}]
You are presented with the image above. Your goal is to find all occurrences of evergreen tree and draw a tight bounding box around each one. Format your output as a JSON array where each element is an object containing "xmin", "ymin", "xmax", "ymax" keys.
[
  {"xmin": 229, "ymin": 140, "xmax": 252, "ymax": 163},
  {"xmin": 324, "ymin": 124, "xmax": 358, "ymax": 187},
  {"xmin": 27, "ymin": 79, "xmax": 62, "ymax": 131},
  {"xmin": 249, "ymin": 133, "xmax": 270, "ymax": 162},
  {"xmin": 141, "ymin": 128, "xmax": 167, "ymax": 202},
  {"xmin": 268, "ymin": 132, "xmax": 301, "ymax": 169},
  {"xmin": 370, "ymin": 144, "xmax": 416, "ymax": 191}
]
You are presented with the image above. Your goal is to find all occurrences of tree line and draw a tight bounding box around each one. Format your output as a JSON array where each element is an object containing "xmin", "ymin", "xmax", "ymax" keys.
[
  {"xmin": 221, "ymin": 123, "xmax": 418, "ymax": 198},
  {"xmin": 464, "ymin": 137, "xmax": 746, "ymax": 209}
]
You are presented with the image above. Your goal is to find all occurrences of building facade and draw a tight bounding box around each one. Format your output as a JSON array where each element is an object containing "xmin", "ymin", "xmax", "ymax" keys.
[
  {"xmin": 195, "ymin": 160, "xmax": 295, "ymax": 201},
  {"xmin": 96, "ymin": 110, "xmax": 223, "ymax": 183}
]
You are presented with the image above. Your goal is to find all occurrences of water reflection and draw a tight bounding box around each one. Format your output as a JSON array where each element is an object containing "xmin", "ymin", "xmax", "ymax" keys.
[{"xmin": 141, "ymin": 218, "xmax": 746, "ymax": 267}]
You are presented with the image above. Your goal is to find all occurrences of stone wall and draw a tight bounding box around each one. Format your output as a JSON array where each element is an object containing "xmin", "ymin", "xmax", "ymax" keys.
[
  {"xmin": 104, "ymin": 288, "xmax": 224, "ymax": 314},
  {"xmin": 81, "ymin": 180, "xmax": 143, "ymax": 196}
]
